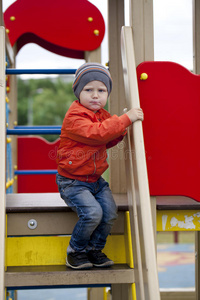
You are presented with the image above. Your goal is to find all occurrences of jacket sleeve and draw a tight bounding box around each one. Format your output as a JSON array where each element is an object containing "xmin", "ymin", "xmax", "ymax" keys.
[
  {"xmin": 62, "ymin": 113, "xmax": 131, "ymax": 146},
  {"xmin": 106, "ymin": 130, "xmax": 127, "ymax": 149}
]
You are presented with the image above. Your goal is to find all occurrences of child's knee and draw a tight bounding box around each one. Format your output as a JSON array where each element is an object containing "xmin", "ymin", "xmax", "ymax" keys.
[{"xmin": 88, "ymin": 206, "xmax": 103, "ymax": 225}]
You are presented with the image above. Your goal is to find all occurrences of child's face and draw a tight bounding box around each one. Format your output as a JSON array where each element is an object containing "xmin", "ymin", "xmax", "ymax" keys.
[{"xmin": 79, "ymin": 81, "xmax": 108, "ymax": 112}]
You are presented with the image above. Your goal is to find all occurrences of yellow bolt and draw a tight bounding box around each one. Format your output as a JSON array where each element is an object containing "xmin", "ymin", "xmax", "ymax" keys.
[
  {"xmin": 7, "ymin": 137, "xmax": 12, "ymax": 143},
  {"xmin": 6, "ymin": 96, "xmax": 9, "ymax": 103},
  {"xmin": 14, "ymin": 175, "xmax": 18, "ymax": 180},
  {"xmin": 6, "ymin": 123, "xmax": 9, "ymax": 128},
  {"xmin": 10, "ymin": 16, "xmax": 15, "ymax": 21},
  {"xmin": 6, "ymin": 86, "xmax": 10, "ymax": 92},
  {"xmin": 14, "ymin": 121, "xmax": 18, "ymax": 126},
  {"xmin": 14, "ymin": 165, "xmax": 18, "ymax": 170},
  {"xmin": 6, "ymin": 29, "xmax": 10, "ymax": 34},
  {"xmin": 88, "ymin": 17, "xmax": 93, "ymax": 22},
  {"xmin": 93, "ymin": 29, "xmax": 99, "ymax": 36},
  {"xmin": 140, "ymin": 73, "xmax": 148, "ymax": 80}
]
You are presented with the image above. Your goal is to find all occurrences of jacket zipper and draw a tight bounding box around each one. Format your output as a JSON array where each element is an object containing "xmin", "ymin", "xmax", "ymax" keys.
[{"xmin": 92, "ymin": 153, "xmax": 96, "ymax": 175}]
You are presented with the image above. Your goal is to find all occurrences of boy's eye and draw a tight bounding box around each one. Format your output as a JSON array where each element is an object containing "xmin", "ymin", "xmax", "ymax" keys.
[{"xmin": 99, "ymin": 89, "xmax": 106, "ymax": 92}]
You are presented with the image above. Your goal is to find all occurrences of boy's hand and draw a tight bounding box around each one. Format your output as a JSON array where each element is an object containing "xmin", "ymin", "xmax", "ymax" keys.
[{"xmin": 126, "ymin": 108, "xmax": 144, "ymax": 123}]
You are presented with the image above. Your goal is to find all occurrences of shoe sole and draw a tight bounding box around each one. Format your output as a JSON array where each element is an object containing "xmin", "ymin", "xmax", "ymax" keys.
[
  {"xmin": 66, "ymin": 259, "xmax": 93, "ymax": 270},
  {"xmin": 93, "ymin": 260, "xmax": 114, "ymax": 267}
]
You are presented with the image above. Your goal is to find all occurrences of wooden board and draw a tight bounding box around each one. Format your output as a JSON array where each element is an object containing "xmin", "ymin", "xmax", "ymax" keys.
[
  {"xmin": 5, "ymin": 265, "xmax": 134, "ymax": 288},
  {"xmin": 6, "ymin": 192, "xmax": 128, "ymax": 212},
  {"xmin": 121, "ymin": 26, "xmax": 160, "ymax": 300}
]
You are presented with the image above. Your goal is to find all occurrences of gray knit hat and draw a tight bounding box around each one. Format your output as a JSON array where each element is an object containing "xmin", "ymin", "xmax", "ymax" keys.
[{"xmin": 72, "ymin": 62, "xmax": 112, "ymax": 99}]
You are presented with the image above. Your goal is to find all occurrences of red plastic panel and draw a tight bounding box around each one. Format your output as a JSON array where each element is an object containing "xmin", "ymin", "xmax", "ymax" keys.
[
  {"xmin": 17, "ymin": 137, "xmax": 59, "ymax": 193},
  {"xmin": 137, "ymin": 62, "xmax": 200, "ymax": 202},
  {"xmin": 4, "ymin": 0, "xmax": 105, "ymax": 58}
]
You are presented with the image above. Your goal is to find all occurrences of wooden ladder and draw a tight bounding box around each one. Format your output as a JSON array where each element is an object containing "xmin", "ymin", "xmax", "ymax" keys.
[{"xmin": 5, "ymin": 193, "xmax": 134, "ymax": 299}]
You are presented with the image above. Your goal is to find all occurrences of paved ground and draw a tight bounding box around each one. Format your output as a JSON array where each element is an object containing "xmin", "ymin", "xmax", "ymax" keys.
[{"xmin": 157, "ymin": 243, "xmax": 195, "ymax": 288}]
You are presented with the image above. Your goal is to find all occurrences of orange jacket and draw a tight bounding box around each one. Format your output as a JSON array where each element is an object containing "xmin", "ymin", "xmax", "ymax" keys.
[{"xmin": 57, "ymin": 100, "xmax": 131, "ymax": 182}]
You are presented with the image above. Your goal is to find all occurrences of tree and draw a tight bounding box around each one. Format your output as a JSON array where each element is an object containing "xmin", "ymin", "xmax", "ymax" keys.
[{"xmin": 17, "ymin": 77, "xmax": 75, "ymax": 141}]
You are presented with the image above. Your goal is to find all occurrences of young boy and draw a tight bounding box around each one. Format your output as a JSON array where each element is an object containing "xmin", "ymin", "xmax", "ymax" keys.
[{"xmin": 56, "ymin": 62, "xmax": 143, "ymax": 269}]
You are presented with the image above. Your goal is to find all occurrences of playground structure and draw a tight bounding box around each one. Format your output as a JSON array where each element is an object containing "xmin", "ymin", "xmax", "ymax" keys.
[{"xmin": 1, "ymin": 0, "xmax": 200, "ymax": 300}]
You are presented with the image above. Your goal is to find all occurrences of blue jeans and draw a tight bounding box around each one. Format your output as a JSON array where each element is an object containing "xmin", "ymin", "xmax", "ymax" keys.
[{"xmin": 56, "ymin": 174, "xmax": 118, "ymax": 252}]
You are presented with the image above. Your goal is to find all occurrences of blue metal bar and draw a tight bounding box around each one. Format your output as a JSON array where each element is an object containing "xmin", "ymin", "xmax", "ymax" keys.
[
  {"xmin": 15, "ymin": 170, "xmax": 57, "ymax": 175},
  {"xmin": 6, "ymin": 69, "xmax": 76, "ymax": 75},
  {"xmin": 14, "ymin": 125, "xmax": 61, "ymax": 129},
  {"xmin": 7, "ymin": 129, "xmax": 61, "ymax": 135},
  {"xmin": 8, "ymin": 284, "xmax": 111, "ymax": 290}
]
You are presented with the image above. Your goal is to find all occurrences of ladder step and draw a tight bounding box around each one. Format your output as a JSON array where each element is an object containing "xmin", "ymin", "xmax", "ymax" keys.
[{"xmin": 5, "ymin": 264, "xmax": 134, "ymax": 288}]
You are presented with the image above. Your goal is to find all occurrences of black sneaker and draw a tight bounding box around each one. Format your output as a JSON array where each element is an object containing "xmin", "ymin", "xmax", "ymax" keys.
[
  {"xmin": 87, "ymin": 250, "xmax": 114, "ymax": 267},
  {"xmin": 66, "ymin": 252, "xmax": 93, "ymax": 270}
]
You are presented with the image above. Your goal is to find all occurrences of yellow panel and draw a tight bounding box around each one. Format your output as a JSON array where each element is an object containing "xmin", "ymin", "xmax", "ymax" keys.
[
  {"xmin": 103, "ymin": 287, "xmax": 107, "ymax": 300},
  {"xmin": 124, "ymin": 211, "xmax": 134, "ymax": 268},
  {"xmin": 132, "ymin": 283, "xmax": 136, "ymax": 300},
  {"xmin": 7, "ymin": 235, "xmax": 126, "ymax": 267},
  {"xmin": 5, "ymin": 215, "xmax": 7, "ymax": 271},
  {"xmin": 157, "ymin": 210, "xmax": 200, "ymax": 231},
  {"xmin": 104, "ymin": 235, "xmax": 126, "ymax": 264}
]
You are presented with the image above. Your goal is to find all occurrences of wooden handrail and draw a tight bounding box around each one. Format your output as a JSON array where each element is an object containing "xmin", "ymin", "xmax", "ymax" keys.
[{"xmin": 121, "ymin": 26, "xmax": 160, "ymax": 300}]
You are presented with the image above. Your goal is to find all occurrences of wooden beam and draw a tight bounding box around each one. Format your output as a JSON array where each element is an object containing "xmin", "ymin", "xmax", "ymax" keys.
[
  {"xmin": 193, "ymin": 0, "xmax": 200, "ymax": 74},
  {"xmin": 0, "ymin": 0, "xmax": 3, "ymax": 26},
  {"xmin": 0, "ymin": 26, "xmax": 6, "ymax": 300},
  {"xmin": 129, "ymin": 0, "xmax": 154, "ymax": 66},
  {"xmin": 84, "ymin": 47, "xmax": 101, "ymax": 63},
  {"xmin": 111, "ymin": 283, "xmax": 134, "ymax": 300},
  {"xmin": 108, "ymin": 0, "xmax": 126, "ymax": 194}
]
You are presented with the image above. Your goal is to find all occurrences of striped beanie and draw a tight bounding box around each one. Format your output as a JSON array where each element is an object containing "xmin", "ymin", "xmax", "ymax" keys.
[{"xmin": 72, "ymin": 62, "xmax": 112, "ymax": 99}]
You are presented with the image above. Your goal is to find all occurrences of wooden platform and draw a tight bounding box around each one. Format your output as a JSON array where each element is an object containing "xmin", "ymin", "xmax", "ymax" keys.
[
  {"xmin": 6, "ymin": 193, "xmax": 129, "ymax": 212},
  {"xmin": 156, "ymin": 196, "xmax": 200, "ymax": 210},
  {"xmin": 5, "ymin": 264, "xmax": 134, "ymax": 288},
  {"xmin": 6, "ymin": 193, "xmax": 128, "ymax": 236},
  {"xmin": 6, "ymin": 193, "xmax": 200, "ymax": 236},
  {"xmin": 6, "ymin": 193, "xmax": 200, "ymax": 235},
  {"xmin": 7, "ymin": 193, "xmax": 200, "ymax": 212}
]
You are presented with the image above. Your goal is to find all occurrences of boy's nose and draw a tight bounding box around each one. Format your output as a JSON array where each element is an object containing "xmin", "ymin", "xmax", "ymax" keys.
[{"xmin": 92, "ymin": 90, "xmax": 98, "ymax": 98}]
